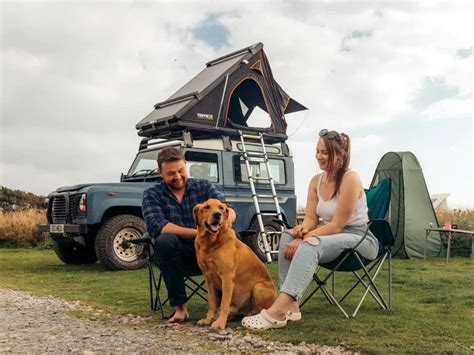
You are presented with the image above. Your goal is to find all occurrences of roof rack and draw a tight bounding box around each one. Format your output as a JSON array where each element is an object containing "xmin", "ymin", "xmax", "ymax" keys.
[{"xmin": 138, "ymin": 130, "xmax": 290, "ymax": 156}]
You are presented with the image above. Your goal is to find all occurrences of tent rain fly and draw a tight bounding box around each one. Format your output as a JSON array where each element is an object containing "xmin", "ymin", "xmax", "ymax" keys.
[{"xmin": 135, "ymin": 43, "xmax": 307, "ymax": 142}]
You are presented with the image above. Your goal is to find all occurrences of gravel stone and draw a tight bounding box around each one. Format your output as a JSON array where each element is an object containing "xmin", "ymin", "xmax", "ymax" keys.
[{"xmin": 0, "ymin": 287, "xmax": 353, "ymax": 354}]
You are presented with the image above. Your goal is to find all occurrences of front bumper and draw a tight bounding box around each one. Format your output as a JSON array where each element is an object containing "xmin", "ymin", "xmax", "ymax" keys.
[{"xmin": 38, "ymin": 224, "xmax": 88, "ymax": 235}]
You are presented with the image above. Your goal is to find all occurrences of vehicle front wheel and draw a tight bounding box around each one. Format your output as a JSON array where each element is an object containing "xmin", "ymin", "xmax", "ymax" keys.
[
  {"xmin": 246, "ymin": 217, "xmax": 283, "ymax": 261},
  {"xmin": 54, "ymin": 239, "xmax": 97, "ymax": 265},
  {"xmin": 95, "ymin": 215, "xmax": 147, "ymax": 271}
]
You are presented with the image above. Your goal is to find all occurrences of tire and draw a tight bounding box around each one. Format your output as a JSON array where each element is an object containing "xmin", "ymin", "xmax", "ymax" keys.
[
  {"xmin": 94, "ymin": 214, "xmax": 147, "ymax": 271},
  {"xmin": 53, "ymin": 239, "xmax": 98, "ymax": 265},
  {"xmin": 246, "ymin": 217, "xmax": 283, "ymax": 261}
]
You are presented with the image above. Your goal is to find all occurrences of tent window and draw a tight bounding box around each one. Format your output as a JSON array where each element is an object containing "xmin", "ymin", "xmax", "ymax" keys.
[{"xmin": 227, "ymin": 79, "xmax": 272, "ymax": 129}]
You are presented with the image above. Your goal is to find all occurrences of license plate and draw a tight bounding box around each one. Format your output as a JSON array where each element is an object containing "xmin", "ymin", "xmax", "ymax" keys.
[{"xmin": 50, "ymin": 224, "xmax": 65, "ymax": 233}]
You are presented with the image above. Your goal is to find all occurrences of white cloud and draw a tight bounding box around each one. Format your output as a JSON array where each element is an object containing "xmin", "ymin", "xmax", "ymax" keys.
[
  {"xmin": 1, "ymin": 1, "xmax": 472, "ymax": 208},
  {"xmin": 421, "ymin": 98, "xmax": 472, "ymax": 121}
]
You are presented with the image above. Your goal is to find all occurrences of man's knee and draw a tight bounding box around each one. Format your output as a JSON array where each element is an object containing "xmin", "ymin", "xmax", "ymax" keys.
[{"xmin": 154, "ymin": 233, "xmax": 181, "ymax": 256}]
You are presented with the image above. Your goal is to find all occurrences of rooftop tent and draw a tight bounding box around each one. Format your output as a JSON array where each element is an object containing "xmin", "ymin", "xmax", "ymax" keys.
[
  {"xmin": 370, "ymin": 152, "xmax": 444, "ymax": 259},
  {"xmin": 135, "ymin": 43, "xmax": 307, "ymax": 142}
]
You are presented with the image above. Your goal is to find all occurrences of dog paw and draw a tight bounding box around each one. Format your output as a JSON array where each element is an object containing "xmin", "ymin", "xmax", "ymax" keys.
[
  {"xmin": 197, "ymin": 318, "xmax": 213, "ymax": 326},
  {"xmin": 210, "ymin": 320, "xmax": 226, "ymax": 329}
]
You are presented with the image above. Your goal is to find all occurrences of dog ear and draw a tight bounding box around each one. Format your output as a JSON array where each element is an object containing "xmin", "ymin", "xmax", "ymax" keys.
[{"xmin": 193, "ymin": 203, "xmax": 203, "ymax": 223}]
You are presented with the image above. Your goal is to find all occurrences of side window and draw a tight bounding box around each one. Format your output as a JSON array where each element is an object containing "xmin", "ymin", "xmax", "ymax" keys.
[
  {"xmin": 233, "ymin": 156, "xmax": 286, "ymax": 184},
  {"xmin": 185, "ymin": 151, "xmax": 219, "ymax": 183}
]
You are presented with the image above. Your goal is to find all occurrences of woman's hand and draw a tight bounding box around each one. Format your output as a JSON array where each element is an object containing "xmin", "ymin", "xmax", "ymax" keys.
[
  {"xmin": 284, "ymin": 238, "xmax": 302, "ymax": 260},
  {"xmin": 290, "ymin": 224, "xmax": 308, "ymax": 239}
]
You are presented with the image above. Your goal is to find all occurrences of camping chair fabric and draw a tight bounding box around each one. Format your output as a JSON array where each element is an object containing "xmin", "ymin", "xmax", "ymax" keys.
[
  {"xmin": 130, "ymin": 233, "xmax": 207, "ymax": 318},
  {"xmin": 299, "ymin": 178, "xmax": 394, "ymax": 318}
]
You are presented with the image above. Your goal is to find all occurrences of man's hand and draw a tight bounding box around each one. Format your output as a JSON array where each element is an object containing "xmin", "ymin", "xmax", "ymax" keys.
[{"xmin": 284, "ymin": 238, "xmax": 302, "ymax": 260}]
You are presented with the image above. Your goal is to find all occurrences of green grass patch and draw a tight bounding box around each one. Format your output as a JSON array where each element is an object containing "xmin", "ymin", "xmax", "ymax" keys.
[{"xmin": 0, "ymin": 249, "xmax": 473, "ymax": 353}]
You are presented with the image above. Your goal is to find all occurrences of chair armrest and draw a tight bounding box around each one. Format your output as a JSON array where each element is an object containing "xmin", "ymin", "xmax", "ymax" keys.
[
  {"xmin": 369, "ymin": 219, "xmax": 395, "ymax": 247},
  {"xmin": 129, "ymin": 232, "xmax": 153, "ymax": 246}
]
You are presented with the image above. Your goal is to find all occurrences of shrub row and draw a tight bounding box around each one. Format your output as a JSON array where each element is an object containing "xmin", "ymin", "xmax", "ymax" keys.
[
  {"xmin": 436, "ymin": 209, "xmax": 474, "ymax": 257},
  {"xmin": 0, "ymin": 209, "xmax": 51, "ymax": 248},
  {"xmin": 0, "ymin": 209, "xmax": 473, "ymax": 256}
]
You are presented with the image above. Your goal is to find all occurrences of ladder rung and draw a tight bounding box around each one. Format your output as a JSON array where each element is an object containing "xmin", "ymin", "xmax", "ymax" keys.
[
  {"xmin": 256, "ymin": 194, "xmax": 275, "ymax": 199},
  {"xmin": 265, "ymin": 231, "xmax": 283, "ymax": 235},
  {"xmin": 242, "ymin": 133, "xmax": 262, "ymax": 140},
  {"xmin": 261, "ymin": 212, "xmax": 279, "ymax": 216},
  {"xmin": 254, "ymin": 176, "xmax": 270, "ymax": 181},
  {"xmin": 245, "ymin": 152, "xmax": 266, "ymax": 157}
]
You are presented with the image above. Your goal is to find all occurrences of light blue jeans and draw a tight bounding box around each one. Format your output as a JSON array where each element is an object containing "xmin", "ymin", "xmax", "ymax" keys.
[{"xmin": 279, "ymin": 226, "xmax": 379, "ymax": 301}]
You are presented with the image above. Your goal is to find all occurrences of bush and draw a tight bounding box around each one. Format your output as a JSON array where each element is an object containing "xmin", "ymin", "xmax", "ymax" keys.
[
  {"xmin": 0, "ymin": 209, "xmax": 51, "ymax": 248},
  {"xmin": 436, "ymin": 209, "xmax": 474, "ymax": 257}
]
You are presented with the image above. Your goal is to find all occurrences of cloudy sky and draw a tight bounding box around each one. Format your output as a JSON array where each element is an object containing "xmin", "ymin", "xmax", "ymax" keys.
[{"xmin": 1, "ymin": 1, "xmax": 472, "ymax": 208}]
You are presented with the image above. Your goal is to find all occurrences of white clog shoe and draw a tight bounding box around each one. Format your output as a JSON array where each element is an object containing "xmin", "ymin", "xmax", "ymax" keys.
[{"xmin": 241, "ymin": 309, "xmax": 287, "ymax": 330}]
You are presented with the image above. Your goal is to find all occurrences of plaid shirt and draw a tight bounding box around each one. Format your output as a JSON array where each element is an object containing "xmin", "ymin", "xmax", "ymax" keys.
[{"xmin": 142, "ymin": 178, "xmax": 226, "ymax": 238}]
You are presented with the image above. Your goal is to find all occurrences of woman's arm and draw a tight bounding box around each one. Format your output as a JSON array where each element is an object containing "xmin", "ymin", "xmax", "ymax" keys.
[
  {"xmin": 292, "ymin": 175, "xmax": 320, "ymax": 238},
  {"xmin": 304, "ymin": 171, "xmax": 362, "ymax": 238}
]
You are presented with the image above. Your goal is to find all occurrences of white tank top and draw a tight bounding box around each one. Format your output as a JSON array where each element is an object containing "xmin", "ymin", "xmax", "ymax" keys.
[{"xmin": 316, "ymin": 171, "xmax": 368, "ymax": 227}]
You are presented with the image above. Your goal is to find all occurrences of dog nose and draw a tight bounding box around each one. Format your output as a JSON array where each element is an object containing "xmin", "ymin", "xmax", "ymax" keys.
[{"xmin": 212, "ymin": 212, "xmax": 222, "ymax": 219}]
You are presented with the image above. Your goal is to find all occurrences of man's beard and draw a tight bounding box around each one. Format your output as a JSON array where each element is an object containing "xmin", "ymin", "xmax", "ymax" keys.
[{"xmin": 168, "ymin": 177, "xmax": 186, "ymax": 191}]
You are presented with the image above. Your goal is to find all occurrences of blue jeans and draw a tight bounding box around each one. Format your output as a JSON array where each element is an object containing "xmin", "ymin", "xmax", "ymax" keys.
[
  {"xmin": 278, "ymin": 226, "xmax": 379, "ymax": 301},
  {"xmin": 154, "ymin": 233, "xmax": 198, "ymax": 307}
]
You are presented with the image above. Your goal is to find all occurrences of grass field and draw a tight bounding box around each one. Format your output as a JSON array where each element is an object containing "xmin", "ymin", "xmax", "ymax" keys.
[{"xmin": 0, "ymin": 249, "xmax": 473, "ymax": 353}]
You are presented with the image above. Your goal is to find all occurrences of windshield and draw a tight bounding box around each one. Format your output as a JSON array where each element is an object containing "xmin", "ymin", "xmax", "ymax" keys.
[{"xmin": 127, "ymin": 149, "xmax": 160, "ymax": 176}]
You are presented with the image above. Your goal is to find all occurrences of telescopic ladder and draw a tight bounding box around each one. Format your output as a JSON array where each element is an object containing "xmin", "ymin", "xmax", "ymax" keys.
[{"xmin": 238, "ymin": 130, "xmax": 285, "ymax": 263}]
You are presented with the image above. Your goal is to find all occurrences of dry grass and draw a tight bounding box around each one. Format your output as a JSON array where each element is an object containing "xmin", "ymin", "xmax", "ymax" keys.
[
  {"xmin": 436, "ymin": 209, "xmax": 474, "ymax": 257},
  {"xmin": 0, "ymin": 209, "xmax": 49, "ymax": 247},
  {"xmin": 436, "ymin": 208, "xmax": 474, "ymax": 230},
  {"xmin": 0, "ymin": 208, "xmax": 473, "ymax": 252}
]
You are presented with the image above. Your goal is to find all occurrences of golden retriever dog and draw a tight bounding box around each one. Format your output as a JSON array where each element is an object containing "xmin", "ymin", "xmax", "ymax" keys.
[{"xmin": 193, "ymin": 199, "xmax": 277, "ymax": 329}]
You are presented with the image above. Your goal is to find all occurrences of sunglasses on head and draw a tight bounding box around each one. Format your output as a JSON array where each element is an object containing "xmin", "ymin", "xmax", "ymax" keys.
[{"xmin": 319, "ymin": 129, "xmax": 340, "ymax": 139}]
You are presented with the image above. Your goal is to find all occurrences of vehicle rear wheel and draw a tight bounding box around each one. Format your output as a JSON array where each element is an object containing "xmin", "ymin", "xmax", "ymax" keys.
[
  {"xmin": 53, "ymin": 239, "xmax": 97, "ymax": 265},
  {"xmin": 95, "ymin": 214, "xmax": 147, "ymax": 271},
  {"xmin": 246, "ymin": 217, "xmax": 282, "ymax": 261}
]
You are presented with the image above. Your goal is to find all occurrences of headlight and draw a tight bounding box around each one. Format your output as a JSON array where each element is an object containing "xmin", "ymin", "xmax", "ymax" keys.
[{"xmin": 79, "ymin": 193, "xmax": 87, "ymax": 213}]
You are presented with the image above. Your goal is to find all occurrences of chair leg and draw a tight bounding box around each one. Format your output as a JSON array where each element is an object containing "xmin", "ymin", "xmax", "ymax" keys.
[
  {"xmin": 339, "ymin": 256, "xmax": 380, "ymax": 303},
  {"xmin": 299, "ymin": 274, "xmax": 324, "ymax": 307},
  {"xmin": 307, "ymin": 274, "xmax": 350, "ymax": 318},
  {"xmin": 351, "ymin": 270, "xmax": 385, "ymax": 309},
  {"xmin": 184, "ymin": 277, "xmax": 207, "ymax": 302},
  {"xmin": 351, "ymin": 253, "xmax": 389, "ymax": 317},
  {"xmin": 155, "ymin": 273, "xmax": 166, "ymax": 319},
  {"xmin": 299, "ymin": 257, "xmax": 353, "ymax": 318},
  {"xmin": 388, "ymin": 249, "xmax": 392, "ymax": 310},
  {"xmin": 147, "ymin": 250, "xmax": 155, "ymax": 311},
  {"xmin": 332, "ymin": 272, "xmax": 336, "ymax": 297}
]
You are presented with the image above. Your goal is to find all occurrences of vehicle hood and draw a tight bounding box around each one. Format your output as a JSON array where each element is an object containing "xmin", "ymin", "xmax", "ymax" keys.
[{"xmin": 55, "ymin": 182, "xmax": 153, "ymax": 193}]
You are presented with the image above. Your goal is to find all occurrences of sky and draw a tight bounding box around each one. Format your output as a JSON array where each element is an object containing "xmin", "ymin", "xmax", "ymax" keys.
[{"xmin": 1, "ymin": 1, "xmax": 473, "ymax": 208}]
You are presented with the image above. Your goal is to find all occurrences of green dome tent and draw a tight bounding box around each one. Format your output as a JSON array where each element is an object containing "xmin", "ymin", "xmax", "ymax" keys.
[{"xmin": 370, "ymin": 152, "xmax": 444, "ymax": 259}]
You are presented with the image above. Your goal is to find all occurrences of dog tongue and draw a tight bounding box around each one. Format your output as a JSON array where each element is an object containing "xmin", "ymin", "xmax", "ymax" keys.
[{"xmin": 210, "ymin": 224, "xmax": 219, "ymax": 232}]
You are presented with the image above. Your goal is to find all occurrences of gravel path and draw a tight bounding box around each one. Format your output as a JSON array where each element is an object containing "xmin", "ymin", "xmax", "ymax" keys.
[{"xmin": 0, "ymin": 287, "xmax": 352, "ymax": 354}]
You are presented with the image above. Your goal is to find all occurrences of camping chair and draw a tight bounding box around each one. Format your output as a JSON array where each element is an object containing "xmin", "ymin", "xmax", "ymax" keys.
[
  {"xmin": 297, "ymin": 178, "xmax": 394, "ymax": 318},
  {"xmin": 129, "ymin": 233, "xmax": 207, "ymax": 318}
]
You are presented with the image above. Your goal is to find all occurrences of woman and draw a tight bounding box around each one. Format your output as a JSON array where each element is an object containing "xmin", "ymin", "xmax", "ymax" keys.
[{"xmin": 242, "ymin": 129, "xmax": 379, "ymax": 330}]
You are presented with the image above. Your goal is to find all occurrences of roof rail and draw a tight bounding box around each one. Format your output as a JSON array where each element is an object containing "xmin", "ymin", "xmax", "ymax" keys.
[
  {"xmin": 206, "ymin": 42, "xmax": 263, "ymax": 67},
  {"xmin": 154, "ymin": 92, "xmax": 199, "ymax": 109}
]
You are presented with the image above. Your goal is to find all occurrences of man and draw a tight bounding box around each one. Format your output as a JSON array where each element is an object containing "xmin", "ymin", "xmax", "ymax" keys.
[{"xmin": 142, "ymin": 147, "xmax": 236, "ymax": 323}]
